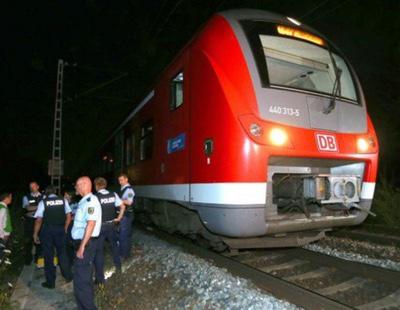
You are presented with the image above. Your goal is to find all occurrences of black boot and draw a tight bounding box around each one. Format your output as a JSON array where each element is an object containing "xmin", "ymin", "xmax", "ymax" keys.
[{"xmin": 41, "ymin": 282, "xmax": 55, "ymax": 289}]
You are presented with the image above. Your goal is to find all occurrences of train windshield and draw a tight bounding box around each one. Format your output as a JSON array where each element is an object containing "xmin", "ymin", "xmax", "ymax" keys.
[{"xmin": 242, "ymin": 21, "xmax": 358, "ymax": 102}]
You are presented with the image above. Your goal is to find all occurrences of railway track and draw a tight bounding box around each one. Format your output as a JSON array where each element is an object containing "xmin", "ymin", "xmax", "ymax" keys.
[
  {"xmin": 329, "ymin": 227, "xmax": 400, "ymax": 247},
  {"xmin": 144, "ymin": 227, "xmax": 400, "ymax": 310},
  {"xmin": 231, "ymin": 247, "xmax": 400, "ymax": 309}
]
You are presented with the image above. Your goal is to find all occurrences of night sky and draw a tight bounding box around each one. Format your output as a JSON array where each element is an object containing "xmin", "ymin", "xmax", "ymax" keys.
[{"xmin": 1, "ymin": 0, "xmax": 399, "ymax": 191}]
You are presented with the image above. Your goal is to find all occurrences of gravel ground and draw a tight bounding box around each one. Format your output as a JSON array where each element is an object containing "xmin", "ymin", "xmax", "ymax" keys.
[
  {"xmin": 97, "ymin": 229, "xmax": 300, "ymax": 310},
  {"xmin": 304, "ymin": 236, "xmax": 400, "ymax": 271}
]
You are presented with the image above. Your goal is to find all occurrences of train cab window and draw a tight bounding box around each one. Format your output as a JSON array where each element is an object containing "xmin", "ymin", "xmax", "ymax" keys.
[
  {"xmin": 241, "ymin": 21, "xmax": 358, "ymax": 102},
  {"xmin": 170, "ymin": 71, "xmax": 184, "ymax": 110},
  {"xmin": 125, "ymin": 132, "xmax": 136, "ymax": 166},
  {"xmin": 260, "ymin": 35, "xmax": 357, "ymax": 101},
  {"xmin": 140, "ymin": 121, "xmax": 153, "ymax": 161}
]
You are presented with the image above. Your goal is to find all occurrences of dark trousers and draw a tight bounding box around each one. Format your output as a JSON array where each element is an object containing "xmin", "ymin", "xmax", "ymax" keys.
[
  {"xmin": 65, "ymin": 223, "xmax": 75, "ymax": 267},
  {"xmin": 40, "ymin": 225, "xmax": 72, "ymax": 285},
  {"xmin": 0, "ymin": 238, "xmax": 9, "ymax": 261},
  {"xmin": 24, "ymin": 216, "xmax": 42, "ymax": 263},
  {"xmin": 73, "ymin": 239, "xmax": 98, "ymax": 310},
  {"xmin": 119, "ymin": 213, "xmax": 133, "ymax": 258},
  {"xmin": 94, "ymin": 223, "xmax": 121, "ymax": 283}
]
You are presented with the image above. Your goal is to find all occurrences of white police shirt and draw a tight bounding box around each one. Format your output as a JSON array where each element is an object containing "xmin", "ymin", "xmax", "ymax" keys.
[
  {"xmin": 120, "ymin": 184, "xmax": 135, "ymax": 205},
  {"xmin": 97, "ymin": 189, "xmax": 123, "ymax": 207},
  {"xmin": 71, "ymin": 193, "xmax": 102, "ymax": 240},
  {"xmin": 34, "ymin": 194, "xmax": 71, "ymax": 218}
]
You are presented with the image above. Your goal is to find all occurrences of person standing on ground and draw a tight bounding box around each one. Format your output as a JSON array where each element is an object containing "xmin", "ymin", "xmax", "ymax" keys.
[
  {"xmin": 72, "ymin": 176, "xmax": 102, "ymax": 310},
  {"xmin": 33, "ymin": 185, "xmax": 73, "ymax": 289},
  {"xmin": 0, "ymin": 192, "xmax": 12, "ymax": 260},
  {"xmin": 117, "ymin": 173, "xmax": 135, "ymax": 260},
  {"xmin": 22, "ymin": 181, "xmax": 42, "ymax": 265},
  {"xmin": 93, "ymin": 177, "xmax": 126, "ymax": 284}
]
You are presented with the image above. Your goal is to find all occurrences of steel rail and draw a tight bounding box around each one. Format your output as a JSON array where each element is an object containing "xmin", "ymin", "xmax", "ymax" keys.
[{"xmin": 280, "ymin": 247, "xmax": 400, "ymax": 286}]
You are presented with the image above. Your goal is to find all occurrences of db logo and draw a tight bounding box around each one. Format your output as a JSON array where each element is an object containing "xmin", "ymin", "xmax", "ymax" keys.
[{"xmin": 316, "ymin": 133, "xmax": 338, "ymax": 152}]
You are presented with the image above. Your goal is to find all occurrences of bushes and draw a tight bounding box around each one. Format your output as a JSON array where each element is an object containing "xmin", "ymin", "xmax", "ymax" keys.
[{"xmin": 366, "ymin": 179, "xmax": 400, "ymax": 229}]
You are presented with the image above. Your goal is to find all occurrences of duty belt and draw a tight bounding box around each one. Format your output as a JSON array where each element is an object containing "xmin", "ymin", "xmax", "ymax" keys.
[
  {"xmin": 72, "ymin": 237, "xmax": 99, "ymax": 250},
  {"xmin": 24, "ymin": 211, "xmax": 36, "ymax": 218}
]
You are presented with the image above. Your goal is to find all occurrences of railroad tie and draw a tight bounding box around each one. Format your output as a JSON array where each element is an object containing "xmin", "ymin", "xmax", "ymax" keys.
[
  {"xmin": 317, "ymin": 277, "xmax": 369, "ymax": 296},
  {"xmin": 357, "ymin": 288, "xmax": 400, "ymax": 310},
  {"xmin": 260, "ymin": 259, "xmax": 307, "ymax": 273},
  {"xmin": 284, "ymin": 266, "xmax": 332, "ymax": 281},
  {"xmin": 239, "ymin": 252, "xmax": 284, "ymax": 265}
]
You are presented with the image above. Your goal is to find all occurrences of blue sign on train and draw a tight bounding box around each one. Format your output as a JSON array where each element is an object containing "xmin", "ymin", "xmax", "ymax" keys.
[{"xmin": 167, "ymin": 133, "xmax": 186, "ymax": 154}]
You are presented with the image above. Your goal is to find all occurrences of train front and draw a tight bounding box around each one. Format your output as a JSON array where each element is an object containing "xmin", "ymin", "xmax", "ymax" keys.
[{"xmin": 195, "ymin": 10, "xmax": 378, "ymax": 248}]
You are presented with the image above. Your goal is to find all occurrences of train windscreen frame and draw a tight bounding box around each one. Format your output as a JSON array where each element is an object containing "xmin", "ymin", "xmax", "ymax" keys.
[{"xmin": 240, "ymin": 20, "xmax": 359, "ymax": 103}]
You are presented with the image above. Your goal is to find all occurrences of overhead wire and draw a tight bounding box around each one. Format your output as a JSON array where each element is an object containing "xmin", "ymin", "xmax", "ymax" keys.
[
  {"xmin": 301, "ymin": 0, "xmax": 331, "ymax": 18},
  {"xmin": 154, "ymin": 0, "xmax": 185, "ymax": 39},
  {"xmin": 309, "ymin": 0, "xmax": 351, "ymax": 22},
  {"xmin": 214, "ymin": 0, "xmax": 227, "ymax": 12},
  {"xmin": 148, "ymin": 0, "xmax": 169, "ymax": 34},
  {"xmin": 70, "ymin": 1, "xmax": 185, "ymax": 107}
]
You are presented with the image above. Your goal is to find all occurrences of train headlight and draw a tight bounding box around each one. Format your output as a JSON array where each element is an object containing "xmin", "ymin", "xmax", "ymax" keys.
[
  {"xmin": 332, "ymin": 179, "xmax": 357, "ymax": 200},
  {"xmin": 269, "ymin": 128, "xmax": 288, "ymax": 146},
  {"xmin": 357, "ymin": 138, "xmax": 369, "ymax": 152},
  {"xmin": 249, "ymin": 123, "xmax": 263, "ymax": 137},
  {"xmin": 357, "ymin": 137, "xmax": 376, "ymax": 153},
  {"xmin": 239, "ymin": 114, "xmax": 293, "ymax": 148},
  {"xmin": 333, "ymin": 181, "xmax": 345, "ymax": 199},
  {"xmin": 345, "ymin": 181, "xmax": 356, "ymax": 199}
]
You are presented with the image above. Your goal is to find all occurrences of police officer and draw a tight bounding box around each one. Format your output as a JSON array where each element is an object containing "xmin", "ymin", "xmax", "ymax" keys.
[
  {"xmin": 117, "ymin": 173, "xmax": 135, "ymax": 259},
  {"xmin": 93, "ymin": 177, "xmax": 126, "ymax": 284},
  {"xmin": 72, "ymin": 176, "xmax": 102, "ymax": 310},
  {"xmin": 33, "ymin": 185, "xmax": 73, "ymax": 288},
  {"xmin": 22, "ymin": 181, "xmax": 42, "ymax": 265}
]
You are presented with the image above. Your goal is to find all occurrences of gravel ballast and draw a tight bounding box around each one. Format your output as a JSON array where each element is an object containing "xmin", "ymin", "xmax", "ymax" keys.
[
  {"xmin": 304, "ymin": 236, "xmax": 400, "ymax": 271},
  {"xmin": 97, "ymin": 229, "xmax": 300, "ymax": 310}
]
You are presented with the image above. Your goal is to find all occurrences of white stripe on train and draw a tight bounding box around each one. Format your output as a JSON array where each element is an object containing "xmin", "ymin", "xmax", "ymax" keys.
[
  {"xmin": 360, "ymin": 182, "xmax": 376, "ymax": 200},
  {"xmin": 134, "ymin": 183, "xmax": 266, "ymax": 205},
  {"xmin": 134, "ymin": 181, "xmax": 376, "ymax": 205}
]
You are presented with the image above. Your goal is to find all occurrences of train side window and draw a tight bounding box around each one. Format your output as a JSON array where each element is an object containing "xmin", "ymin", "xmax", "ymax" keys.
[
  {"xmin": 140, "ymin": 121, "xmax": 153, "ymax": 161},
  {"xmin": 125, "ymin": 132, "xmax": 136, "ymax": 166},
  {"xmin": 170, "ymin": 71, "xmax": 184, "ymax": 110}
]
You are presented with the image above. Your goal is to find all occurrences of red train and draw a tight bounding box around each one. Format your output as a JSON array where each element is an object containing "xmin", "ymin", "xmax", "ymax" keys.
[{"xmin": 94, "ymin": 9, "xmax": 378, "ymax": 250}]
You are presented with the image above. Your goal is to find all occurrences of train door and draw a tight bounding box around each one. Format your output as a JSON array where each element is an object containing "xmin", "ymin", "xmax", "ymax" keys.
[{"xmin": 162, "ymin": 52, "xmax": 190, "ymax": 203}]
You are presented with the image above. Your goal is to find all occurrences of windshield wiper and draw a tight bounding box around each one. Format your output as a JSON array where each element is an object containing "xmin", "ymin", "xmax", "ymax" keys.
[
  {"xmin": 324, "ymin": 67, "xmax": 342, "ymax": 114},
  {"xmin": 324, "ymin": 47, "xmax": 342, "ymax": 114}
]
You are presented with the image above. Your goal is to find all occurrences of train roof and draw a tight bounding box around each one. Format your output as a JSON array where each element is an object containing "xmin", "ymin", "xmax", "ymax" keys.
[
  {"xmin": 99, "ymin": 9, "xmax": 330, "ymax": 150},
  {"xmin": 219, "ymin": 9, "xmax": 326, "ymax": 40},
  {"xmin": 220, "ymin": 9, "xmax": 290, "ymax": 22}
]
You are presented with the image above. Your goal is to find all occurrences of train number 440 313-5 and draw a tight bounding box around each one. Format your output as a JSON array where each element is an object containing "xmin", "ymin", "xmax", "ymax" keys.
[{"xmin": 269, "ymin": 105, "xmax": 300, "ymax": 117}]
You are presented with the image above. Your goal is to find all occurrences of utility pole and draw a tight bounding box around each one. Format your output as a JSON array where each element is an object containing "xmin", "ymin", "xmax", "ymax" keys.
[
  {"xmin": 47, "ymin": 60, "xmax": 124, "ymax": 193},
  {"xmin": 48, "ymin": 59, "xmax": 64, "ymax": 194}
]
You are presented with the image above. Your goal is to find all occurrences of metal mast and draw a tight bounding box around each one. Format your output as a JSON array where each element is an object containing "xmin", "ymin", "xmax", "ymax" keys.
[{"xmin": 49, "ymin": 59, "xmax": 64, "ymax": 194}]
